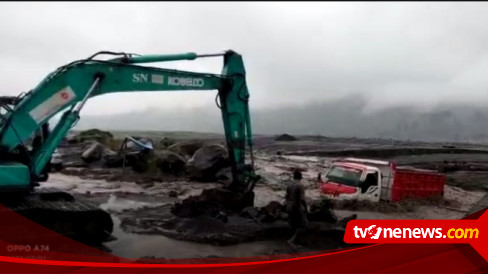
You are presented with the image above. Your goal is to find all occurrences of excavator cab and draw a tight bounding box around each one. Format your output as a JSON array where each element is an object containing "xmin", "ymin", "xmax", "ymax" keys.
[{"xmin": 0, "ymin": 96, "xmax": 51, "ymax": 184}]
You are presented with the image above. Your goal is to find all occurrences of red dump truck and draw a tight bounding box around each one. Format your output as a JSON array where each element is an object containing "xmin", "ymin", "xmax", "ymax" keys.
[{"xmin": 318, "ymin": 158, "xmax": 446, "ymax": 202}]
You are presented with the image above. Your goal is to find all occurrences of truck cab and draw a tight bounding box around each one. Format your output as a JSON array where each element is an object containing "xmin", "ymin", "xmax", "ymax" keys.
[
  {"xmin": 319, "ymin": 157, "xmax": 446, "ymax": 203},
  {"xmin": 320, "ymin": 161, "xmax": 382, "ymax": 202}
]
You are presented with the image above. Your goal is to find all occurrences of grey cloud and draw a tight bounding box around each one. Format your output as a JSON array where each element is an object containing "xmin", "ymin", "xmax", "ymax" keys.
[{"xmin": 3, "ymin": 2, "xmax": 488, "ymax": 140}]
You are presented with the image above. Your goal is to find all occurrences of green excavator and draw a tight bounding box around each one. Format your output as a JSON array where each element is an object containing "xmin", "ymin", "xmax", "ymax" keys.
[{"xmin": 0, "ymin": 50, "xmax": 258, "ymax": 243}]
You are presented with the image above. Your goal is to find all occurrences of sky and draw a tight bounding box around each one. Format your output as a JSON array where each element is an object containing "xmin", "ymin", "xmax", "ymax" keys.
[{"xmin": 2, "ymin": 2, "xmax": 488, "ymax": 117}]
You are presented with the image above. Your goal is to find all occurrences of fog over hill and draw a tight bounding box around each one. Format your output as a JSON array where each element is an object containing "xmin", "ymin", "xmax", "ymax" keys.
[
  {"xmin": 5, "ymin": 2, "xmax": 488, "ymax": 145},
  {"xmin": 72, "ymin": 95, "xmax": 488, "ymax": 143}
]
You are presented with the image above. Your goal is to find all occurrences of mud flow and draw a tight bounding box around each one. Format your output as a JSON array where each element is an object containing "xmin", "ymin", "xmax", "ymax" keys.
[{"xmin": 36, "ymin": 132, "xmax": 488, "ymax": 259}]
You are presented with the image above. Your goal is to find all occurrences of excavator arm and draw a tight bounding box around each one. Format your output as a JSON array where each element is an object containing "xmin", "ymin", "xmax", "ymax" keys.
[{"xmin": 0, "ymin": 50, "xmax": 257, "ymax": 192}]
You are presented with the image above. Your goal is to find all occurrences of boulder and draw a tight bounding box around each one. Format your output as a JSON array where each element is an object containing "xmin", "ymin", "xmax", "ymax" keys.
[
  {"xmin": 167, "ymin": 141, "xmax": 204, "ymax": 159},
  {"xmin": 187, "ymin": 145, "xmax": 229, "ymax": 181},
  {"xmin": 81, "ymin": 142, "xmax": 105, "ymax": 163},
  {"xmin": 153, "ymin": 150, "xmax": 186, "ymax": 175}
]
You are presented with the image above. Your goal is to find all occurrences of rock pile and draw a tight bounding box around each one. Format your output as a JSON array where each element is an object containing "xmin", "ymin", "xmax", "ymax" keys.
[{"xmin": 56, "ymin": 130, "xmax": 233, "ymax": 180}]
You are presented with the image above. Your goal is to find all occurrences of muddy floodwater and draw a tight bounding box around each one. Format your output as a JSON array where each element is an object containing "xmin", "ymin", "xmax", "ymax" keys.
[
  {"xmin": 95, "ymin": 192, "xmax": 298, "ymax": 259},
  {"xmin": 40, "ymin": 173, "xmax": 327, "ymax": 259},
  {"xmin": 105, "ymin": 216, "xmax": 292, "ymax": 259},
  {"xmin": 39, "ymin": 149, "xmax": 488, "ymax": 259}
]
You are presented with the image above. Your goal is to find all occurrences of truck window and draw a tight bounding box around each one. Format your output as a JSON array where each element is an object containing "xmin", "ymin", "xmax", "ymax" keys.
[
  {"xmin": 325, "ymin": 166, "xmax": 363, "ymax": 187},
  {"xmin": 360, "ymin": 172, "xmax": 379, "ymax": 193}
]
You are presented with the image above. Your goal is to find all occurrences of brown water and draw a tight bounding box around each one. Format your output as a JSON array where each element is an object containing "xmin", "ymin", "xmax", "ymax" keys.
[
  {"xmin": 42, "ymin": 152, "xmax": 486, "ymax": 259},
  {"xmin": 104, "ymin": 216, "xmax": 292, "ymax": 259}
]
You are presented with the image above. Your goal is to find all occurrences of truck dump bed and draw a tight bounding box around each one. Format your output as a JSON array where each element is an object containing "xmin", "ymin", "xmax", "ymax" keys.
[{"xmin": 392, "ymin": 168, "xmax": 445, "ymax": 202}]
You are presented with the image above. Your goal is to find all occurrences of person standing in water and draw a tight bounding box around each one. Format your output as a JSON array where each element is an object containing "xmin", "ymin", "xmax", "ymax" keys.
[{"xmin": 285, "ymin": 169, "xmax": 308, "ymax": 248}]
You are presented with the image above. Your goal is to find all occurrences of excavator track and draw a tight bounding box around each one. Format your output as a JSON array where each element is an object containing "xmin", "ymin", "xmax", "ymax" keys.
[{"xmin": 0, "ymin": 187, "xmax": 114, "ymax": 244}]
